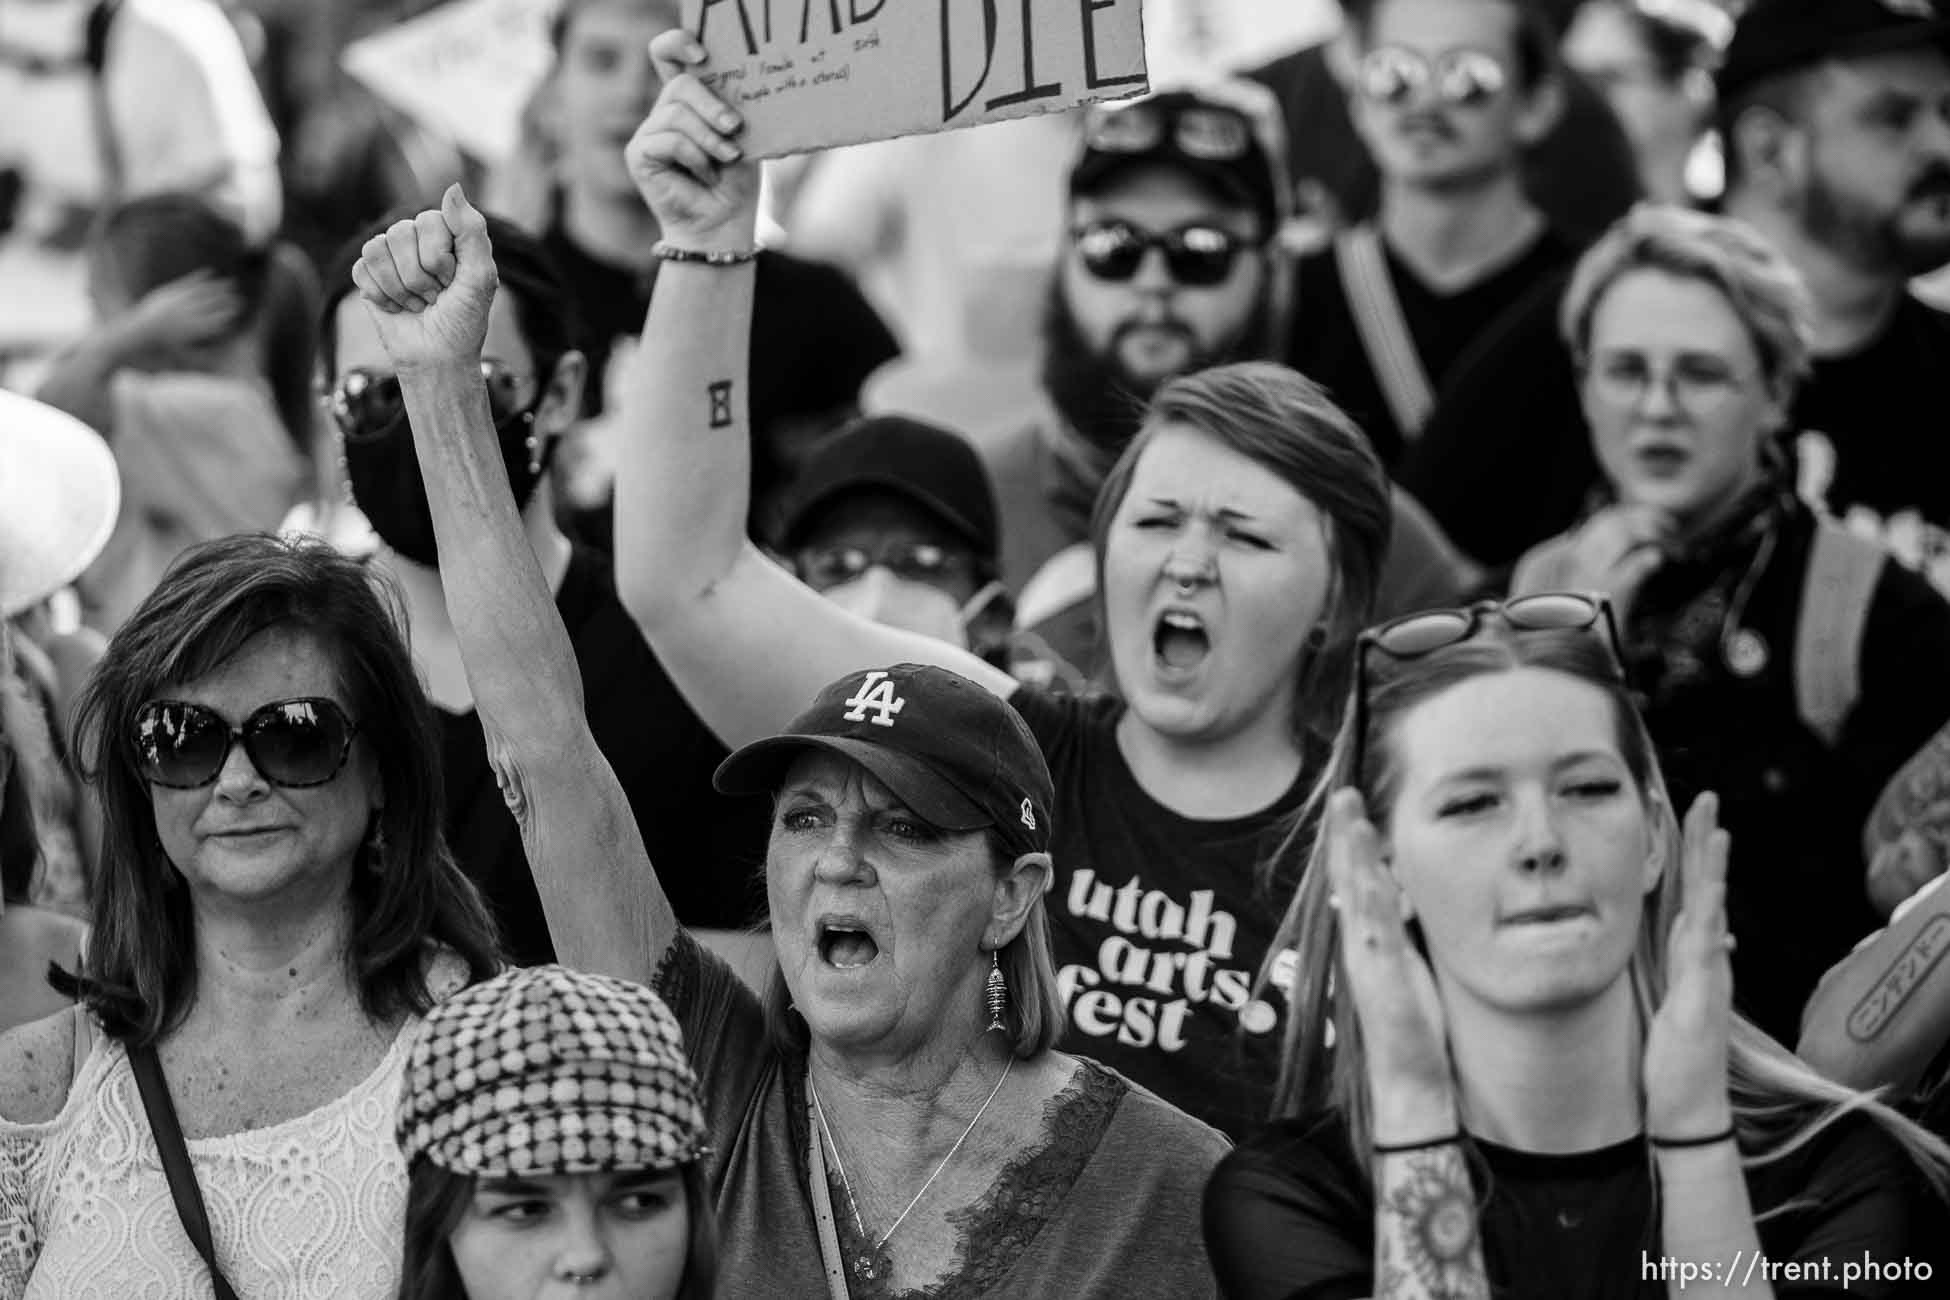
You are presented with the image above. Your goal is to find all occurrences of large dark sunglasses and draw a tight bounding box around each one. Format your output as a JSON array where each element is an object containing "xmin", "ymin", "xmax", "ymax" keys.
[
  {"xmin": 327, "ymin": 360, "xmax": 530, "ymax": 442},
  {"xmin": 1073, "ymin": 219, "xmax": 1250, "ymax": 287},
  {"xmin": 1082, "ymin": 99, "xmax": 1256, "ymax": 162},
  {"xmin": 135, "ymin": 698, "xmax": 360, "ymax": 789},
  {"xmin": 1349, "ymin": 594, "xmax": 1626, "ymax": 788},
  {"xmin": 798, "ymin": 541, "xmax": 975, "ymax": 591},
  {"xmin": 1357, "ymin": 46, "xmax": 1509, "ymax": 108}
]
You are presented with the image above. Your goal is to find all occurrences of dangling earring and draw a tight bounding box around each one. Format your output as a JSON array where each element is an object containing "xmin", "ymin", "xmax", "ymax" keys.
[
  {"xmin": 336, "ymin": 430, "xmax": 355, "ymax": 507},
  {"xmin": 364, "ymin": 817, "xmax": 387, "ymax": 872},
  {"xmin": 985, "ymin": 949, "xmax": 1008, "ymax": 1032},
  {"xmin": 524, "ymin": 420, "xmax": 542, "ymax": 476}
]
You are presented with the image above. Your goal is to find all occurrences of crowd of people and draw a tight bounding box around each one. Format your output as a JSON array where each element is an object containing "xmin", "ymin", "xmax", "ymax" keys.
[{"xmin": 4, "ymin": 0, "xmax": 1950, "ymax": 1295}]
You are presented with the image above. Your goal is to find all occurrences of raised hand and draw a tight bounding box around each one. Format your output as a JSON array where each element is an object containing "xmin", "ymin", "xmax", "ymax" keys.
[
  {"xmin": 117, "ymin": 270, "xmax": 243, "ymax": 353},
  {"xmin": 1325, "ymin": 789, "xmax": 1456, "ymax": 1136},
  {"xmin": 626, "ymin": 29, "xmax": 760, "ymax": 252},
  {"xmin": 1643, "ymin": 793, "xmax": 1735, "ymax": 1139},
  {"xmin": 349, "ymin": 184, "xmax": 498, "ymax": 371}
]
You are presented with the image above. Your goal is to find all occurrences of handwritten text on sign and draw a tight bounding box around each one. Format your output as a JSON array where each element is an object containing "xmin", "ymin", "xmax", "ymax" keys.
[{"xmin": 683, "ymin": 0, "xmax": 1148, "ymax": 158}]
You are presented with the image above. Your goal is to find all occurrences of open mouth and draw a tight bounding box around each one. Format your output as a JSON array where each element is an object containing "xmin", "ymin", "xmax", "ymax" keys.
[
  {"xmin": 1632, "ymin": 444, "xmax": 1689, "ymax": 476},
  {"xmin": 1153, "ymin": 609, "xmax": 1212, "ymax": 673},
  {"xmin": 818, "ymin": 922, "xmax": 882, "ymax": 969}
]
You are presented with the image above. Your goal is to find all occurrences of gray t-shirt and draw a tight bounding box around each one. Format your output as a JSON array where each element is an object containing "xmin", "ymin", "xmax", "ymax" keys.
[{"xmin": 656, "ymin": 931, "xmax": 1228, "ymax": 1297}]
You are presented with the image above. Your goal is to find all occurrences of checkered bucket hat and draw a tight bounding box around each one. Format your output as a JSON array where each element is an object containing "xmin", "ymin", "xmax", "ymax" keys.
[{"xmin": 398, "ymin": 965, "xmax": 709, "ymax": 1178}]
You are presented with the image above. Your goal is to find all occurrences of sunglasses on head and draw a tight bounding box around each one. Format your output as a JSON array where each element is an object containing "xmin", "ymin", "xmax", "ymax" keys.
[
  {"xmin": 1349, "ymin": 593, "xmax": 1626, "ymax": 787},
  {"xmin": 327, "ymin": 360, "xmax": 531, "ymax": 442},
  {"xmin": 1073, "ymin": 219, "xmax": 1251, "ymax": 287},
  {"xmin": 1357, "ymin": 46, "xmax": 1510, "ymax": 108},
  {"xmin": 135, "ymin": 698, "xmax": 360, "ymax": 790},
  {"xmin": 1082, "ymin": 99, "xmax": 1257, "ymax": 163},
  {"xmin": 798, "ymin": 541, "xmax": 975, "ymax": 591}
]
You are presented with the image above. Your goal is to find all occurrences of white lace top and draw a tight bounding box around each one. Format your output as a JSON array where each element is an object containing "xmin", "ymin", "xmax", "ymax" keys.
[{"xmin": 0, "ymin": 1020, "xmax": 419, "ymax": 1300}]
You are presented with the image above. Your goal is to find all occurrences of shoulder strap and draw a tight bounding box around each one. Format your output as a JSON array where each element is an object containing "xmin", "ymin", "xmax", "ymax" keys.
[
  {"xmin": 1796, "ymin": 522, "xmax": 1885, "ymax": 747},
  {"xmin": 126, "ymin": 1043, "xmax": 242, "ymax": 1300},
  {"xmin": 804, "ymin": 1085, "xmax": 854, "ymax": 1300},
  {"xmin": 1332, "ymin": 226, "xmax": 1436, "ymax": 441},
  {"xmin": 84, "ymin": 0, "xmax": 125, "ymax": 210}
]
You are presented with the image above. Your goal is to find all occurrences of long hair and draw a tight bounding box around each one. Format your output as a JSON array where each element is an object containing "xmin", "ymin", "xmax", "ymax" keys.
[
  {"xmin": 1265, "ymin": 624, "xmax": 1950, "ymax": 1194},
  {"xmin": 1089, "ymin": 362, "xmax": 1393, "ymax": 751},
  {"xmin": 399, "ymin": 1158, "xmax": 718, "ymax": 1299},
  {"xmin": 59, "ymin": 534, "xmax": 500, "ymax": 1043},
  {"xmin": 762, "ymin": 830, "xmax": 1065, "ymax": 1061}
]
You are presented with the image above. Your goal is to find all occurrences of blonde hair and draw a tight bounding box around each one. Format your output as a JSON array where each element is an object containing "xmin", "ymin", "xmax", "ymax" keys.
[
  {"xmin": 1561, "ymin": 203, "xmax": 1816, "ymax": 406},
  {"xmin": 1264, "ymin": 623, "xmax": 1950, "ymax": 1197}
]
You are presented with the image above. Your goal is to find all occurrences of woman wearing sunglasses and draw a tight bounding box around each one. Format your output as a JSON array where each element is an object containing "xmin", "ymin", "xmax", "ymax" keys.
[
  {"xmin": 0, "ymin": 534, "xmax": 501, "ymax": 1298},
  {"xmin": 1204, "ymin": 594, "xmax": 1950, "ymax": 1299},
  {"xmin": 606, "ymin": 34, "xmax": 1391, "ymax": 1141},
  {"xmin": 1510, "ymin": 205, "xmax": 1950, "ymax": 1047}
]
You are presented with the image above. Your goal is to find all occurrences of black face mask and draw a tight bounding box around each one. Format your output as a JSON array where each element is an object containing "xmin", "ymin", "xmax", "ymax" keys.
[{"xmin": 341, "ymin": 400, "xmax": 554, "ymax": 569}]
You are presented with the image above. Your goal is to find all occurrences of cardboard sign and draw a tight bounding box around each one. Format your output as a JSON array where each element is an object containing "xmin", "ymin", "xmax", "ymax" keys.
[
  {"xmin": 684, "ymin": 0, "xmax": 1148, "ymax": 158},
  {"xmin": 340, "ymin": 0, "xmax": 557, "ymax": 165}
]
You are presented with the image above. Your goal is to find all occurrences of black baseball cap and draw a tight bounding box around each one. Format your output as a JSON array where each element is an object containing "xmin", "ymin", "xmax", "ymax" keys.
[
  {"xmin": 777, "ymin": 415, "xmax": 1000, "ymax": 560},
  {"xmin": 1069, "ymin": 86, "xmax": 1287, "ymax": 237},
  {"xmin": 715, "ymin": 664, "xmax": 1054, "ymax": 861},
  {"xmin": 1718, "ymin": 0, "xmax": 1950, "ymax": 104}
]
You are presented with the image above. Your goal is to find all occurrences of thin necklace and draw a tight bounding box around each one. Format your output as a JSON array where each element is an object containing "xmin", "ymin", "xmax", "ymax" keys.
[{"xmin": 807, "ymin": 1054, "xmax": 1016, "ymax": 1263}]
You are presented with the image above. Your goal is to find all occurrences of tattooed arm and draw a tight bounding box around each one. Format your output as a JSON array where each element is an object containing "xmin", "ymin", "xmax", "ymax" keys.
[
  {"xmin": 1373, "ymin": 1144, "xmax": 1488, "ymax": 1299},
  {"xmin": 1862, "ymin": 718, "xmax": 1950, "ymax": 917},
  {"xmin": 1799, "ymin": 874, "xmax": 1950, "ymax": 1094}
]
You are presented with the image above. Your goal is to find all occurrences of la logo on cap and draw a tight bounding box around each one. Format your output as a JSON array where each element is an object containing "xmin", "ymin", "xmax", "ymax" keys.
[
  {"xmin": 1020, "ymin": 798, "xmax": 1037, "ymax": 830},
  {"xmin": 842, "ymin": 670, "xmax": 906, "ymax": 728}
]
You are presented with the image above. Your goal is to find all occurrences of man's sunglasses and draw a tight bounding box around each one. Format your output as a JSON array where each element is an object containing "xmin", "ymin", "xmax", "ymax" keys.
[
  {"xmin": 1357, "ymin": 46, "xmax": 1510, "ymax": 109},
  {"xmin": 135, "ymin": 698, "xmax": 360, "ymax": 789},
  {"xmin": 798, "ymin": 541, "xmax": 975, "ymax": 591},
  {"xmin": 1349, "ymin": 593, "xmax": 1626, "ymax": 787},
  {"xmin": 1082, "ymin": 99, "xmax": 1256, "ymax": 163},
  {"xmin": 327, "ymin": 360, "xmax": 530, "ymax": 441},
  {"xmin": 1073, "ymin": 220, "xmax": 1251, "ymax": 287}
]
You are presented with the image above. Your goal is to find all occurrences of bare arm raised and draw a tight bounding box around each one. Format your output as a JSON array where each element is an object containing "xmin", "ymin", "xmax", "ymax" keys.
[
  {"xmin": 350, "ymin": 188, "xmax": 672, "ymax": 985},
  {"xmin": 612, "ymin": 30, "xmax": 1015, "ymax": 751}
]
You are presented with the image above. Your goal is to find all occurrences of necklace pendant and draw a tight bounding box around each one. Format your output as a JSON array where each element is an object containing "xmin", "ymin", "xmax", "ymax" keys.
[{"xmin": 1726, "ymin": 628, "xmax": 1769, "ymax": 678}]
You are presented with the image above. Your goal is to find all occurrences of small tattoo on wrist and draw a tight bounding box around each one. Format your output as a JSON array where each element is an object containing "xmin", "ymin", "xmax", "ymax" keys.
[{"xmin": 708, "ymin": 380, "xmax": 733, "ymax": 429}]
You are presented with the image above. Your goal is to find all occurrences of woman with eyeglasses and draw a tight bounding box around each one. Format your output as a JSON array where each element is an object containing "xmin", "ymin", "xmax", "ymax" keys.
[
  {"xmin": 609, "ymin": 32, "xmax": 1393, "ymax": 1142},
  {"xmin": 1203, "ymin": 592, "xmax": 1950, "ymax": 1298},
  {"xmin": 312, "ymin": 211, "xmax": 771, "ymax": 975},
  {"xmin": 0, "ymin": 533, "xmax": 502, "ymax": 1298},
  {"xmin": 1510, "ymin": 204, "xmax": 1950, "ymax": 1047}
]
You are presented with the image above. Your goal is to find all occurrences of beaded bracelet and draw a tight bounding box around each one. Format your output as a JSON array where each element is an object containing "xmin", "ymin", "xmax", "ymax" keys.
[
  {"xmin": 652, "ymin": 240, "xmax": 760, "ymax": 266},
  {"xmin": 1648, "ymin": 1125, "xmax": 1737, "ymax": 1150},
  {"xmin": 1372, "ymin": 1132, "xmax": 1463, "ymax": 1156}
]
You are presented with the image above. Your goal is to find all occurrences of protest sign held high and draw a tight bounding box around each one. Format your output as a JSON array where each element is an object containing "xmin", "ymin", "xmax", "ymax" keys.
[{"xmin": 683, "ymin": 0, "xmax": 1147, "ymax": 157}]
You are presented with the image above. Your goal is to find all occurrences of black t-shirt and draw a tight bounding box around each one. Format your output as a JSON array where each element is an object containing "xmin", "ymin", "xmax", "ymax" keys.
[
  {"xmin": 1010, "ymin": 689, "xmax": 1312, "ymax": 1138},
  {"xmin": 437, "ymin": 546, "xmax": 769, "ymax": 964},
  {"xmin": 1796, "ymin": 295, "xmax": 1950, "ymax": 528},
  {"xmin": 1618, "ymin": 504, "xmax": 1950, "ymax": 1044},
  {"xmin": 1248, "ymin": 43, "xmax": 1642, "ymax": 249},
  {"xmin": 1205, "ymin": 1111, "xmax": 1948, "ymax": 1300},
  {"xmin": 1287, "ymin": 228, "xmax": 1579, "ymax": 470},
  {"xmin": 537, "ymin": 224, "xmax": 899, "ymax": 538}
]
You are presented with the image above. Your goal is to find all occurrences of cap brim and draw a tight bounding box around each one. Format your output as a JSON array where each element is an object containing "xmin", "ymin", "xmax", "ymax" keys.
[
  {"xmin": 714, "ymin": 735, "xmax": 990, "ymax": 831},
  {"xmin": 782, "ymin": 475, "xmax": 990, "ymax": 555}
]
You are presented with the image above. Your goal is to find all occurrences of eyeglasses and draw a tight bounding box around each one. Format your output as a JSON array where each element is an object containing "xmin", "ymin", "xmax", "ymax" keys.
[
  {"xmin": 1356, "ymin": 46, "xmax": 1510, "ymax": 108},
  {"xmin": 1349, "ymin": 594, "xmax": 1626, "ymax": 788},
  {"xmin": 1581, "ymin": 349, "xmax": 1759, "ymax": 418},
  {"xmin": 798, "ymin": 542, "xmax": 976, "ymax": 591},
  {"xmin": 1072, "ymin": 220, "xmax": 1252, "ymax": 287},
  {"xmin": 1082, "ymin": 99, "xmax": 1257, "ymax": 163},
  {"xmin": 134, "ymin": 698, "xmax": 360, "ymax": 789},
  {"xmin": 327, "ymin": 360, "xmax": 531, "ymax": 442}
]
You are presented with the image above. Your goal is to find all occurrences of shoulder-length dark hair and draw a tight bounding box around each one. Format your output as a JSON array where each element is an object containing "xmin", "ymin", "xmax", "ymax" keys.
[
  {"xmin": 398, "ymin": 1158, "xmax": 718, "ymax": 1300},
  {"xmin": 58, "ymin": 533, "xmax": 500, "ymax": 1043},
  {"xmin": 1090, "ymin": 362, "xmax": 1393, "ymax": 751}
]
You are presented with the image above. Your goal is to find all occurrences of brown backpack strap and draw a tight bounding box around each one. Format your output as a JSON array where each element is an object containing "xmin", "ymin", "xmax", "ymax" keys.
[
  {"xmin": 1333, "ymin": 225, "xmax": 1436, "ymax": 440},
  {"xmin": 1795, "ymin": 522, "xmax": 1884, "ymax": 747}
]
